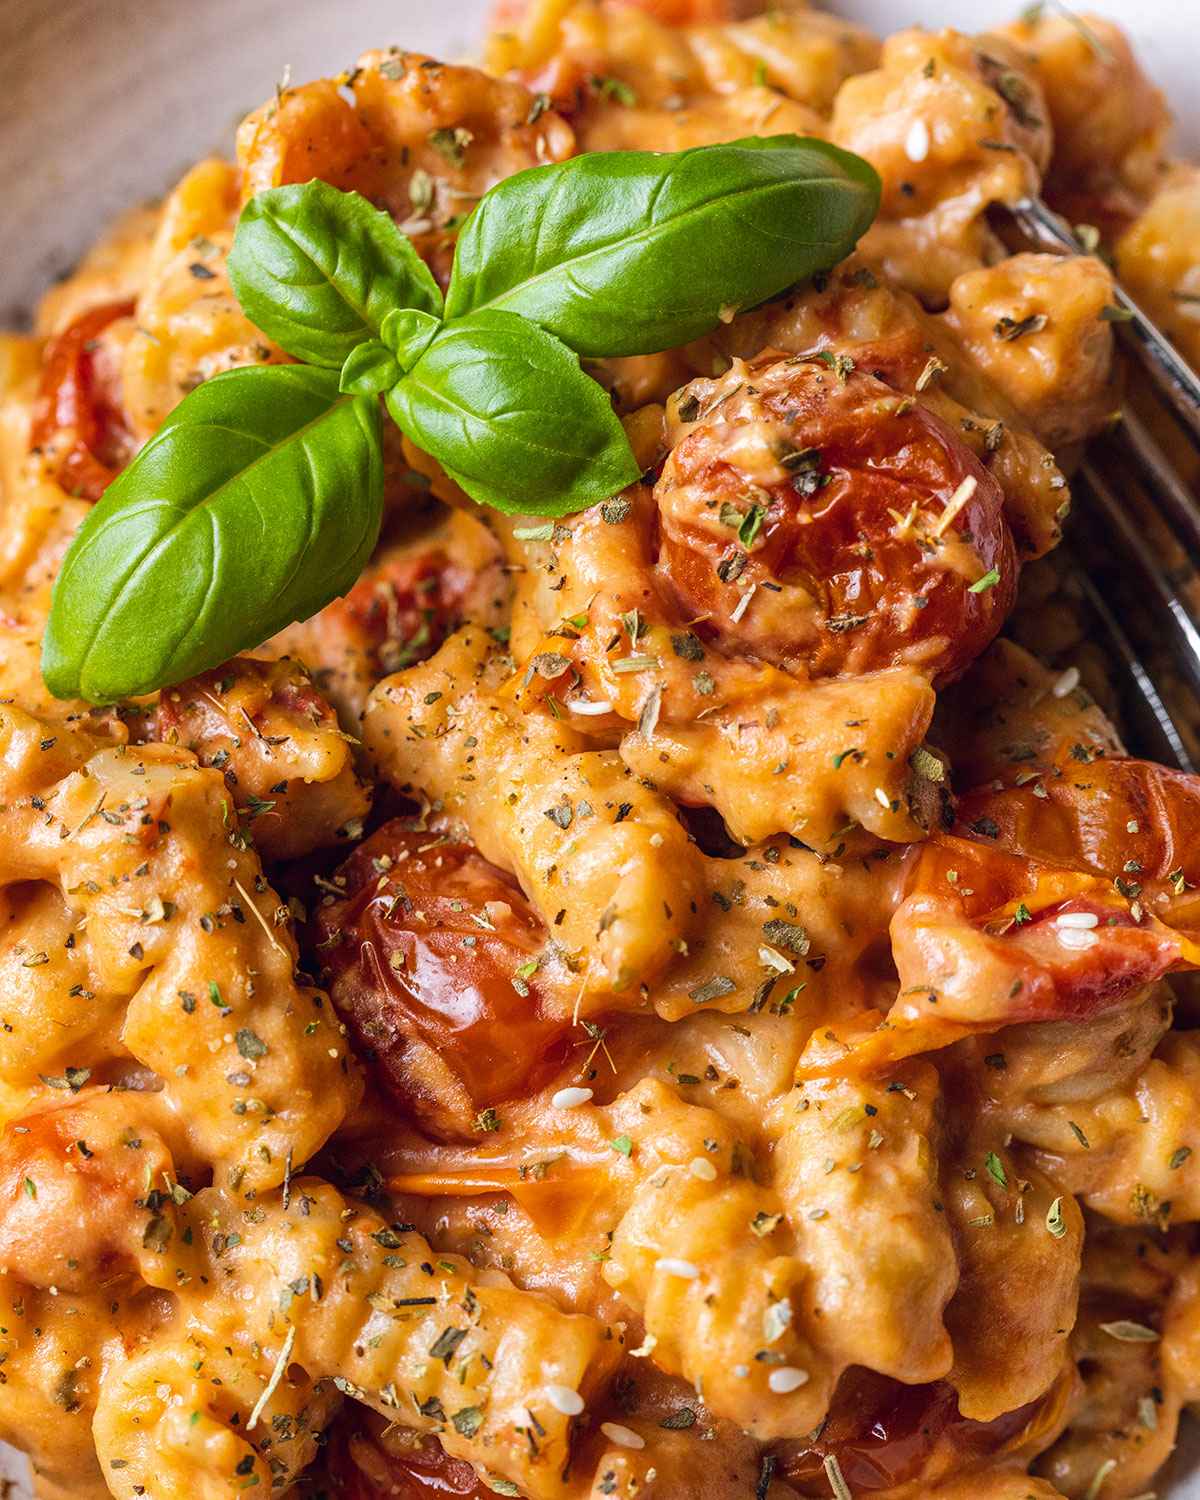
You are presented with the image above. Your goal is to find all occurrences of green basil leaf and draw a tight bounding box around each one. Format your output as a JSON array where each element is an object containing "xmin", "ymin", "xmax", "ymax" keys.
[
  {"xmin": 228, "ymin": 181, "xmax": 442, "ymax": 367},
  {"xmin": 445, "ymin": 135, "xmax": 881, "ymax": 356},
  {"xmin": 340, "ymin": 339, "xmax": 402, "ymax": 396},
  {"xmin": 387, "ymin": 310, "xmax": 639, "ymax": 517},
  {"xmin": 43, "ymin": 365, "xmax": 383, "ymax": 702}
]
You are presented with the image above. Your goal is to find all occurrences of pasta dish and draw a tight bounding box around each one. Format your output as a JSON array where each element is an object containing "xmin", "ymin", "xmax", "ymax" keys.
[{"xmin": 4, "ymin": 2, "xmax": 1200, "ymax": 1497}]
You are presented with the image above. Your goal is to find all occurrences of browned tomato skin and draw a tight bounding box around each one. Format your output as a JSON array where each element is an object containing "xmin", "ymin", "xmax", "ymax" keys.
[
  {"xmin": 316, "ymin": 822, "xmax": 570, "ymax": 1110},
  {"xmin": 655, "ymin": 366, "xmax": 1016, "ymax": 684},
  {"xmin": 956, "ymin": 755, "xmax": 1200, "ymax": 899},
  {"xmin": 780, "ymin": 1370, "xmax": 1057, "ymax": 1493},
  {"xmin": 324, "ymin": 1424, "xmax": 493, "ymax": 1500},
  {"xmin": 30, "ymin": 300, "xmax": 134, "ymax": 501},
  {"xmin": 810, "ymin": 819, "xmax": 1188, "ymax": 1049}
]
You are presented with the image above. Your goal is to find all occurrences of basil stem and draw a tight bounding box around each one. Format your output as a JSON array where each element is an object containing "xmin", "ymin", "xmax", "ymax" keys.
[
  {"xmin": 229, "ymin": 182, "xmax": 443, "ymax": 367},
  {"xmin": 43, "ymin": 366, "xmax": 383, "ymax": 703},
  {"xmin": 444, "ymin": 135, "xmax": 881, "ymax": 356},
  {"xmin": 387, "ymin": 310, "xmax": 641, "ymax": 517}
]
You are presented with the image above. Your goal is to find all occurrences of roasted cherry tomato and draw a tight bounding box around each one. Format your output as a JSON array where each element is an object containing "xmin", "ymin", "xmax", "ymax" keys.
[
  {"xmin": 955, "ymin": 752, "xmax": 1200, "ymax": 917},
  {"xmin": 30, "ymin": 300, "xmax": 134, "ymax": 500},
  {"xmin": 893, "ymin": 849, "xmax": 1187, "ymax": 1026},
  {"xmin": 315, "ymin": 822, "xmax": 571, "ymax": 1116},
  {"xmin": 654, "ymin": 357, "xmax": 1015, "ymax": 684},
  {"xmin": 804, "ymin": 821, "xmax": 1199, "ymax": 1079},
  {"xmin": 334, "ymin": 550, "xmax": 477, "ymax": 678}
]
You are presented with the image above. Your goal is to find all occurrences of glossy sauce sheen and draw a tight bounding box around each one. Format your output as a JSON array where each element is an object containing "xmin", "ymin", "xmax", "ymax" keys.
[
  {"xmin": 781, "ymin": 1370, "xmax": 1060, "ymax": 1492},
  {"xmin": 325, "ymin": 1426, "xmax": 494, "ymax": 1499},
  {"xmin": 316, "ymin": 821, "xmax": 570, "ymax": 1108}
]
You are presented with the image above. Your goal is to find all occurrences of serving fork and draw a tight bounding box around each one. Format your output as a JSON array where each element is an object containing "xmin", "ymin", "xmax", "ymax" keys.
[{"xmin": 1003, "ymin": 195, "xmax": 1200, "ymax": 773}]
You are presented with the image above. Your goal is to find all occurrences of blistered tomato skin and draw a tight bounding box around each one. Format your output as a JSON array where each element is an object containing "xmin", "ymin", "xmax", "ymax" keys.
[
  {"xmin": 654, "ymin": 358, "xmax": 1016, "ymax": 684},
  {"xmin": 30, "ymin": 300, "xmax": 134, "ymax": 501},
  {"xmin": 316, "ymin": 821, "xmax": 570, "ymax": 1119}
]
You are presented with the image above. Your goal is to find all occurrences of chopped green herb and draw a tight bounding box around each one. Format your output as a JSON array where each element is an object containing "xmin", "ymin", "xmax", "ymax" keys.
[
  {"xmin": 236, "ymin": 1028, "xmax": 268, "ymax": 1061},
  {"xmin": 994, "ymin": 312, "xmax": 1047, "ymax": 341},
  {"xmin": 984, "ymin": 1151, "xmax": 1008, "ymax": 1188},
  {"xmin": 689, "ymin": 975, "xmax": 736, "ymax": 1004}
]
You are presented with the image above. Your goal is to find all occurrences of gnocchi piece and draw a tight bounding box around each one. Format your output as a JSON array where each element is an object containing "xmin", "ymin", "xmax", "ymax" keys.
[
  {"xmin": 238, "ymin": 52, "xmax": 574, "ymax": 287},
  {"xmin": 102, "ymin": 1180, "xmax": 621, "ymax": 1500},
  {"xmin": 363, "ymin": 627, "xmax": 707, "ymax": 1001},
  {"xmin": 832, "ymin": 30, "xmax": 1050, "ymax": 304},
  {"xmin": 1116, "ymin": 163, "xmax": 1200, "ymax": 372},
  {"xmin": 1001, "ymin": 10, "xmax": 1169, "ymax": 231},
  {"xmin": 941, "ymin": 253, "xmax": 1118, "ymax": 450},
  {"xmin": 940, "ymin": 1157, "xmax": 1082, "ymax": 1420},
  {"xmin": 602, "ymin": 1082, "xmax": 835, "ymax": 1439},
  {"xmin": 488, "ymin": 0, "xmax": 878, "ymax": 143},
  {"xmin": 0, "ymin": 704, "xmax": 361, "ymax": 1190},
  {"xmin": 154, "ymin": 655, "xmax": 371, "ymax": 860},
  {"xmin": 771, "ymin": 1062, "xmax": 957, "ymax": 1384},
  {"xmin": 619, "ymin": 666, "xmax": 940, "ymax": 849}
]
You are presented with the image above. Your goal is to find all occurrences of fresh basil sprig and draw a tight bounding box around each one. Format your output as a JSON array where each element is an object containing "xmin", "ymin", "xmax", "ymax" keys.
[{"xmin": 44, "ymin": 135, "xmax": 879, "ymax": 702}]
